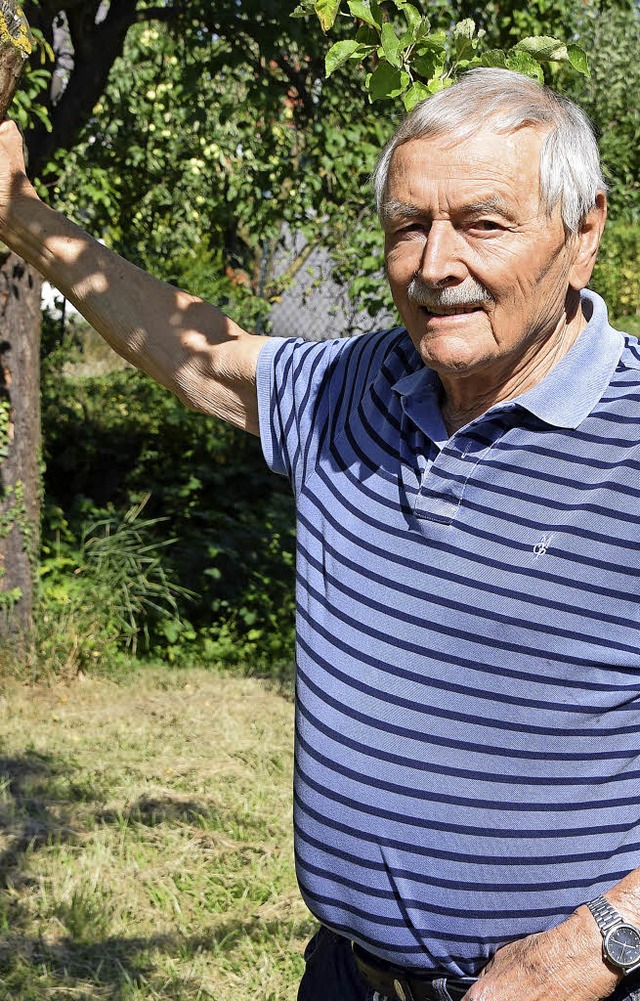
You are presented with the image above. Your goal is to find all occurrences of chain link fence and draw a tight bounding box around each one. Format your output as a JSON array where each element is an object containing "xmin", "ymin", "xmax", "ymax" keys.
[{"xmin": 256, "ymin": 227, "xmax": 395, "ymax": 342}]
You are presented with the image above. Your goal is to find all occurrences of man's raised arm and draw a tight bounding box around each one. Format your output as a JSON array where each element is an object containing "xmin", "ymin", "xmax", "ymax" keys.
[{"xmin": 0, "ymin": 120, "xmax": 266, "ymax": 434}]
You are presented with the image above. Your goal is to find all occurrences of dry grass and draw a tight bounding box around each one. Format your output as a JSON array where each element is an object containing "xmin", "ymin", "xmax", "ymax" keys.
[{"xmin": 0, "ymin": 667, "xmax": 315, "ymax": 999}]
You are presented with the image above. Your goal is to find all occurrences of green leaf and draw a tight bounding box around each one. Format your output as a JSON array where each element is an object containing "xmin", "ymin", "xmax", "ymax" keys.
[
  {"xmin": 367, "ymin": 59, "xmax": 410, "ymax": 101},
  {"xmin": 356, "ymin": 24, "xmax": 379, "ymax": 45},
  {"xmin": 480, "ymin": 49, "xmax": 508, "ymax": 69},
  {"xmin": 291, "ymin": 1, "xmax": 316, "ymax": 17},
  {"xmin": 414, "ymin": 18, "xmax": 433, "ymax": 45},
  {"xmin": 412, "ymin": 49, "xmax": 444, "ymax": 82},
  {"xmin": 421, "ymin": 29, "xmax": 447, "ymax": 52},
  {"xmin": 314, "ymin": 0, "xmax": 342, "ymax": 32},
  {"xmin": 325, "ymin": 39, "xmax": 360, "ymax": 76},
  {"xmin": 403, "ymin": 80, "xmax": 431, "ymax": 111},
  {"xmin": 380, "ymin": 23, "xmax": 404, "ymax": 68},
  {"xmin": 347, "ymin": 0, "xmax": 382, "ymax": 29},
  {"xmin": 454, "ymin": 18, "xmax": 475, "ymax": 40},
  {"xmin": 506, "ymin": 49, "xmax": 545, "ymax": 83},
  {"xmin": 428, "ymin": 75, "xmax": 450, "ymax": 94},
  {"xmin": 402, "ymin": 4, "xmax": 422, "ymax": 32},
  {"xmin": 399, "ymin": 9, "xmax": 431, "ymax": 48},
  {"xmin": 513, "ymin": 35, "xmax": 568, "ymax": 62},
  {"xmin": 454, "ymin": 18, "xmax": 477, "ymax": 61},
  {"xmin": 567, "ymin": 43, "xmax": 589, "ymax": 77}
]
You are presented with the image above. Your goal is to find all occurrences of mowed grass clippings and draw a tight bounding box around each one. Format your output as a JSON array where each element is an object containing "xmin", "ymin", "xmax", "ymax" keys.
[{"xmin": 0, "ymin": 668, "xmax": 316, "ymax": 1000}]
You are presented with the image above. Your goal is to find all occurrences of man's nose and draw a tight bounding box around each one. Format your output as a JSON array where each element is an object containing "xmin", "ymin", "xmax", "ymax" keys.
[{"xmin": 417, "ymin": 221, "xmax": 466, "ymax": 287}]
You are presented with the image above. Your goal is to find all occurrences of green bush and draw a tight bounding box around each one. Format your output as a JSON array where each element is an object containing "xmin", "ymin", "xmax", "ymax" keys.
[
  {"xmin": 40, "ymin": 358, "xmax": 296, "ymax": 673},
  {"xmin": 591, "ymin": 220, "xmax": 640, "ymax": 323},
  {"xmin": 39, "ymin": 496, "xmax": 192, "ymax": 675}
]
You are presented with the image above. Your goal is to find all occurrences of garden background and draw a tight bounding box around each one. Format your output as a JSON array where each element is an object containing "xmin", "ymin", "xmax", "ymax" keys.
[
  {"xmin": 3, "ymin": 0, "xmax": 640, "ymax": 673},
  {"xmin": 0, "ymin": 0, "xmax": 639, "ymax": 997}
]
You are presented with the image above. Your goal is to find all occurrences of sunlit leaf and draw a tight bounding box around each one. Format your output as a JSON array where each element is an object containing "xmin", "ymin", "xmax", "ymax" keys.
[
  {"xmin": 480, "ymin": 48, "xmax": 508, "ymax": 69},
  {"xmin": 403, "ymin": 80, "xmax": 431, "ymax": 111},
  {"xmin": 567, "ymin": 43, "xmax": 589, "ymax": 77},
  {"xmin": 380, "ymin": 23, "xmax": 403, "ymax": 68},
  {"xmin": 513, "ymin": 35, "xmax": 568, "ymax": 62},
  {"xmin": 506, "ymin": 48, "xmax": 545, "ymax": 82},
  {"xmin": 453, "ymin": 18, "xmax": 475, "ymax": 40},
  {"xmin": 347, "ymin": 0, "xmax": 382, "ymax": 29},
  {"xmin": 314, "ymin": 0, "xmax": 341, "ymax": 33},
  {"xmin": 325, "ymin": 39, "xmax": 360, "ymax": 76}
]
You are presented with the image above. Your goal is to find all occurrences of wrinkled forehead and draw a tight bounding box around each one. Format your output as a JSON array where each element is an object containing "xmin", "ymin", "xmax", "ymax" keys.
[
  {"xmin": 387, "ymin": 120, "xmax": 549, "ymax": 178},
  {"xmin": 383, "ymin": 126, "xmax": 548, "ymax": 215}
]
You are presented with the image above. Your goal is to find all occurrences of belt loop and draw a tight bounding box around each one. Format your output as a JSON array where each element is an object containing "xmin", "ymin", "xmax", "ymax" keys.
[{"xmin": 433, "ymin": 979, "xmax": 453, "ymax": 1001}]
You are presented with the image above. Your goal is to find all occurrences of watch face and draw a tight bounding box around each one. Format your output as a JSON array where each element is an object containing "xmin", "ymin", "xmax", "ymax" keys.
[{"xmin": 605, "ymin": 925, "xmax": 640, "ymax": 968}]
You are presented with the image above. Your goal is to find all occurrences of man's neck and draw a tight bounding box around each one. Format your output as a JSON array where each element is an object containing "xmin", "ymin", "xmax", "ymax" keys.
[{"xmin": 440, "ymin": 307, "xmax": 586, "ymax": 437}]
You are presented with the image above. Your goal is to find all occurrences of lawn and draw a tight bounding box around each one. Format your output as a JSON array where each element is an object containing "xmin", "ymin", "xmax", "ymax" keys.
[{"xmin": 0, "ymin": 667, "xmax": 315, "ymax": 1000}]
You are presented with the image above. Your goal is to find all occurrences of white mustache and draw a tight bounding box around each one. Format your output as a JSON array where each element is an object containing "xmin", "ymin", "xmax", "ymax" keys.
[{"xmin": 407, "ymin": 275, "xmax": 494, "ymax": 311}]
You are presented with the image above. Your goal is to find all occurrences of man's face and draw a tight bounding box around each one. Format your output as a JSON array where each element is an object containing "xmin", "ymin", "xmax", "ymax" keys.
[{"xmin": 383, "ymin": 126, "xmax": 583, "ymax": 382}]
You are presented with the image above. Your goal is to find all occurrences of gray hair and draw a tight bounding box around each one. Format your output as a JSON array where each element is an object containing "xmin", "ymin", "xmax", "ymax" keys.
[{"xmin": 372, "ymin": 68, "xmax": 606, "ymax": 234}]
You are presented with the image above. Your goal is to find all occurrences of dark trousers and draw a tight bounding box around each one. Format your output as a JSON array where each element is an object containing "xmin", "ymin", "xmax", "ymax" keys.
[
  {"xmin": 297, "ymin": 925, "xmax": 640, "ymax": 1001},
  {"xmin": 297, "ymin": 927, "xmax": 374, "ymax": 1001}
]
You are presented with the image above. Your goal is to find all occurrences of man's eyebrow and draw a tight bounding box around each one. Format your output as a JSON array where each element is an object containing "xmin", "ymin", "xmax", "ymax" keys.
[
  {"xmin": 381, "ymin": 199, "xmax": 425, "ymax": 224},
  {"xmin": 463, "ymin": 196, "xmax": 516, "ymax": 218},
  {"xmin": 381, "ymin": 195, "xmax": 519, "ymax": 227}
]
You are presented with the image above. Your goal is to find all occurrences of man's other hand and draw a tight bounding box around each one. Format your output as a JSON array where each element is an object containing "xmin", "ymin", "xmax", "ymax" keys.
[{"xmin": 462, "ymin": 907, "xmax": 622, "ymax": 1001}]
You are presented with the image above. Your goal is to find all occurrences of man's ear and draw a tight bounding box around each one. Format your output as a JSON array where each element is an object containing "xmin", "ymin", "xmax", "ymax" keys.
[{"xmin": 568, "ymin": 191, "xmax": 607, "ymax": 291}]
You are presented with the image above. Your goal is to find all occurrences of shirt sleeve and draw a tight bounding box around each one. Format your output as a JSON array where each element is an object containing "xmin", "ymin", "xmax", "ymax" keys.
[{"xmin": 256, "ymin": 335, "xmax": 352, "ymax": 495}]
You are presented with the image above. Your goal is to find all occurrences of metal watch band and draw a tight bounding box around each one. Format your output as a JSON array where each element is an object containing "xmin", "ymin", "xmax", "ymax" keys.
[
  {"xmin": 586, "ymin": 894, "xmax": 640, "ymax": 977},
  {"xmin": 587, "ymin": 895, "xmax": 626, "ymax": 934}
]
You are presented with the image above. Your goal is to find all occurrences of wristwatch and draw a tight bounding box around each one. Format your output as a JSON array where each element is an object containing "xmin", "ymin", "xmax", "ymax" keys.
[{"xmin": 586, "ymin": 895, "xmax": 640, "ymax": 975}]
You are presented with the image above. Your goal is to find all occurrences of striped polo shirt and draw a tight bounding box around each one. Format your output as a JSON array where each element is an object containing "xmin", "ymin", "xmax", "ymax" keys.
[{"xmin": 256, "ymin": 288, "xmax": 640, "ymax": 977}]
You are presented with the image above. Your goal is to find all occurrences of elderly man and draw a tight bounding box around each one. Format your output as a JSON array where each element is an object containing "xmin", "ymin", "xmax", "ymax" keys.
[{"xmin": 1, "ymin": 67, "xmax": 640, "ymax": 1001}]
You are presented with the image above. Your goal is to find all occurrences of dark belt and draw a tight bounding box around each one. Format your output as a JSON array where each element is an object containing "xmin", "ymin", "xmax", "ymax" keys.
[{"xmin": 352, "ymin": 942, "xmax": 476, "ymax": 1001}]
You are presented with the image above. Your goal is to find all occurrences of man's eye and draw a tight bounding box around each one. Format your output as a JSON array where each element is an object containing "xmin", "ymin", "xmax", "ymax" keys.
[
  {"xmin": 472, "ymin": 219, "xmax": 503, "ymax": 232},
  {"xmin": 399, "ymin": 223, "xmax": 427, "ymax": 234}
]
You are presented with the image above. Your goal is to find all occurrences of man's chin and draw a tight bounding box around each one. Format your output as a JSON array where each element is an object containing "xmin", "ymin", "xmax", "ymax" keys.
[{"xmin": 407, "ymin": 319, "xmax": 492, "ymax": 373}]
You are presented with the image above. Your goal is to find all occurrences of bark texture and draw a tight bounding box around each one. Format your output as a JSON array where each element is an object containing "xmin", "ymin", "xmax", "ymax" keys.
[
  {"xmin": 0, "ymin": 2, "xmax": 36, "ymax": 636},
  {"xmin": 0, "ymin": 1, "xmax": 32, "ymax": 119},
  {"xmin": 0, "ymin": 255, "xmax": 41, "ymax": 632}
]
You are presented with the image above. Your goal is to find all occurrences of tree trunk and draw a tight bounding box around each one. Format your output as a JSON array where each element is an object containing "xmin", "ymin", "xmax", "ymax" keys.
[
  {"xmin": 0, "ymin": 253, "xmax": 41, "ymax": 635},
  {"xmin": 0, "ymin": 2, "xmax": 38, "ymax": 642},
  {"xmin": 0, "ymin": 1, "xmax": 32, "ymax": 119}
]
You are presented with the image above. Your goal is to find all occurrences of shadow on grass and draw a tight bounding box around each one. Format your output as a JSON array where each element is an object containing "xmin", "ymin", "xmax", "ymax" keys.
[
  {"xmin": 0, "ymin": 929, "xmax": 207, "ymax": 998},
  {"xmin": 0, "ymin": 751, "xmax": 81, "ymax": 882},
  {"xmin": 98, "ymin": 794, "xmax": 211, "ymax": 828},
  {"xmin": 0, "ymin": 913, "xmax": 307, "ymax": 999},
  {"xmin": 0, "ymin": 753, "xmax": 307, "ymax": 998},
  {"xmin": 98, "ymin": 791, "xmax": 280, "ymax": 845}
]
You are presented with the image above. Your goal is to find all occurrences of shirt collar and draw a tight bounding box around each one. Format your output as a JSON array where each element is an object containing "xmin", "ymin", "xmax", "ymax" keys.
[
  {"xmin": 392, "ymin": 289, "xmax": 625, "ymax": 435},
  {"xmin": 514, "ymin": 289, "xmax": 625, "ymax": 428},
  {"xmin": 393, "ymin": 364, "xmax": 448, "ymax": 446}
]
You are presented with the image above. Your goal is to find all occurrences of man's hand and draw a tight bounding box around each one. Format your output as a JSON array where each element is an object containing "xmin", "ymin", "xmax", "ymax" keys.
[
  {"xmin": 462, "ymin": 907, "xmax": 622, "ymax": 1001},
  {"xmin": 0, "ymin": 118, "xmax": 35, "ymax": 223}
]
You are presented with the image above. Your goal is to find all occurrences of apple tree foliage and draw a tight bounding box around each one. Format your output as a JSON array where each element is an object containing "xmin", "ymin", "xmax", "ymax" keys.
[{"xmin": 2, "ymin": 0, "xmax": 639, "ymax": 653}]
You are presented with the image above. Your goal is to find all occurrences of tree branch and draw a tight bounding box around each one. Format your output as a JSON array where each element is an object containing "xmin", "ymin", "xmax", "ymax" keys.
[{"xmin": 26, "ymin": 0, "xmax": 139, "ymax": 179}]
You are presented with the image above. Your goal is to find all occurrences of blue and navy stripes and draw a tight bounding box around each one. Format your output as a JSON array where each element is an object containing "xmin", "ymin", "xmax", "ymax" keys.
[{"xmin": 256, "ymin": 289, "xmax": 640, "ymax": 977}]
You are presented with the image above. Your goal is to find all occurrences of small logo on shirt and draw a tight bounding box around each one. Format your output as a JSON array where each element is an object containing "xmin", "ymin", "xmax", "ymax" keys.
[{"xmin": 533, "ymin": 534, "xmax": 555, "ymax": 559}]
